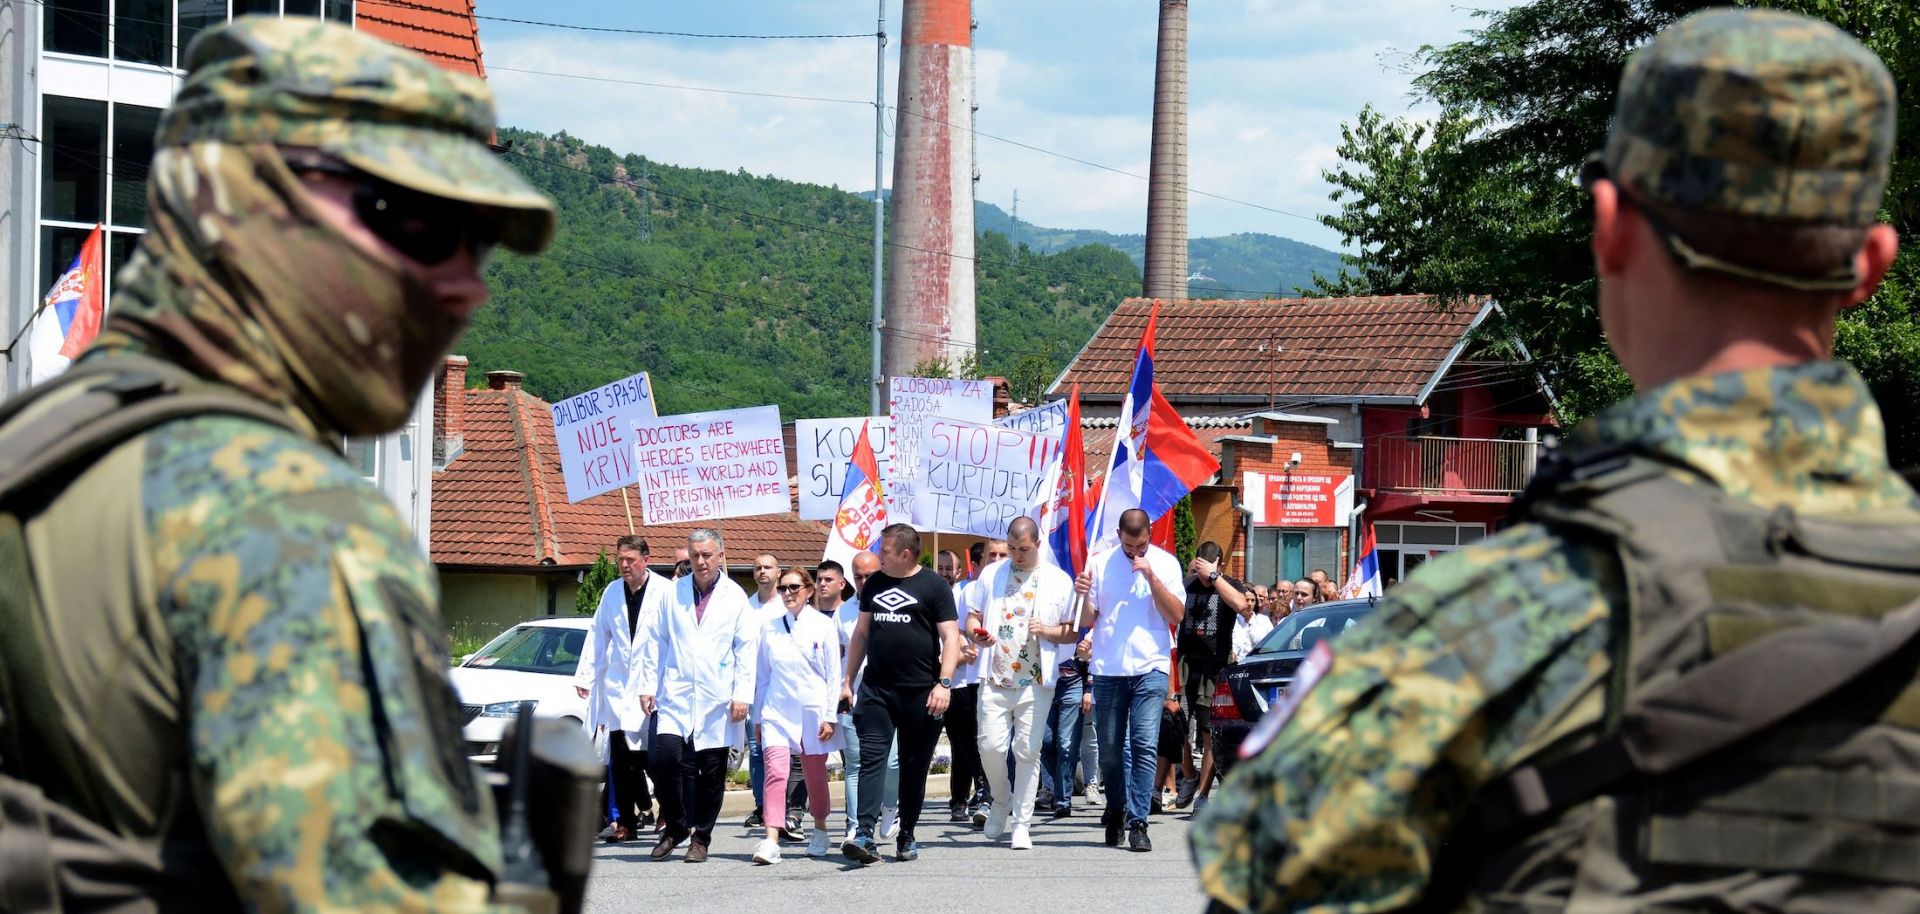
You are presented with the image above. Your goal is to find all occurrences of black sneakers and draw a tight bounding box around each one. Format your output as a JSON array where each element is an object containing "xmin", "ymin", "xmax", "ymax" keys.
[
  {"xmin": 1128, "ymin": 825, "xmax": 1152, "ymax": 852},
  {"xmin": 895, "ymin": 837, "xmax": 920, "ymax": 861},
  {"xmin": 1102, "ymin": 810, "xmax": 1123, "ymax": 847},
  {"xmin": 841, "ymin": 834, "xmax": 881, "ymax": 865}
]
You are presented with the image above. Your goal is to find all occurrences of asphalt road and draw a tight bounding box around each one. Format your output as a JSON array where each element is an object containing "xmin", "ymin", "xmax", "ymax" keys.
[{"xmin": 582, "ymin": 802, "xmax": 1210, "ymax": 914}]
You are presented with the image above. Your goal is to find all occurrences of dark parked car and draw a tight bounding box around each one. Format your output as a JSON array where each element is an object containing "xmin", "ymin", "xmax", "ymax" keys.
[{"xmin": 1210, "ymin": 598, "xmax": 1377, "ymax": 776}]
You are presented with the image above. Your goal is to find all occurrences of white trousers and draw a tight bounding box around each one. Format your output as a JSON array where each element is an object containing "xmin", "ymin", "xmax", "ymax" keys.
[{"xmin": 977, "ymin": 680, "xmax": 1055, "ymax": 829}]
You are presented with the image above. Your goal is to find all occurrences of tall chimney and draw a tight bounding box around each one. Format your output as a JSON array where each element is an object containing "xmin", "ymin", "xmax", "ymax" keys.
[
  {"xmin": 433, "ymin": 355, "xmax": 467, "ymax": 467},
  {"xmin": 881, "ymin": 0, "xmax": 977, "ymax": 386},
  {"xmin": 1143, "ymin": 0, "xmax": 1189, "ymax": 300}
]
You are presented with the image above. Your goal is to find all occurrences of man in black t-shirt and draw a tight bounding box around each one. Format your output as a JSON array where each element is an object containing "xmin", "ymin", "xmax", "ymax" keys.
[
  {"xmin": 839, "ymin": 524, "xmax": 961, "ymax": 864},
  {"xmin": 1176, "ymin": 541, "xmax": 1247, "ymax": 813}
]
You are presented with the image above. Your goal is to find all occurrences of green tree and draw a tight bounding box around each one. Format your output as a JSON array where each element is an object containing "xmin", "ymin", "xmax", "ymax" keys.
[
  {"xmin": 1315, "ymin": 0, "xmax": 1920, "ymax": 463},
  {"xmin": 1174, "ymin": 496, "xmax": 1197, "ymax": 567},
  {"xmin": 575, "ymin": 548, "xmax": 615, "ymax": 616}
]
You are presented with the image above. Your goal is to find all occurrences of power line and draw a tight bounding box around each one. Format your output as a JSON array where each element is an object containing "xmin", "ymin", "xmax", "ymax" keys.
[
  {"xmin": 356, "ymin": 0, "xmax": 875, "ymax": 40},
  {"xmin": 488, "ymin": 65, "xmax": 870, "ymax": 107}
]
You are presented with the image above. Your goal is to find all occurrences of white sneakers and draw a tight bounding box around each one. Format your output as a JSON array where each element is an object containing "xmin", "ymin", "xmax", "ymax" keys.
[
  {"xmin": 983, "ymin": 804, "xmax": 1008, "ymax": 841},
  {"xmin": 807, "ymin": 830, "xmax": 832, "ymax": 858},
  {"xmin": 1010, "ymin": 825, "xmax": 1033, "ymax": 851},
  {"xmin": 752, "ymin": 837, "xmax": 782, "ymax": 865},
  {"xmin": 878, "ymin": 806, "xmax": 900, "ymax": 839}
]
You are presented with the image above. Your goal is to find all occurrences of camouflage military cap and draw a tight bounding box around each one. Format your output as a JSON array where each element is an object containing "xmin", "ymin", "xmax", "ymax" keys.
[
  {"xmin": 160, "ymin": 16, "xmax": 554, "ymax": 253},
  {"xmin": 1595, "ymin": 8, "xmax": 1895, "ymax": 229}
]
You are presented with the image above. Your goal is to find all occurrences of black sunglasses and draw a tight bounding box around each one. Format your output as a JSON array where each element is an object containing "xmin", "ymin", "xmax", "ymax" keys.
[
  {"xmin": 286, "ymin": 157, "xmax": 498, "ymax": 266},
  {"xmin": 777, "ymin": 583, "xmax": 807, "ymax": 594}
]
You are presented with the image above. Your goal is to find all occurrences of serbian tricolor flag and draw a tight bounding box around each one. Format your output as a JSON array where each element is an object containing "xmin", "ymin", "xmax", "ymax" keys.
[
  {"xmin": 1087, "ymin": 303, "xmax": 1220, "ymax": 552},
  {"xmin": 823, "ymin": 419, "xmax": 888, "ymax": 568},
  {"xmin": 1037, "ymin": 385, "xmax": 1092, "ymax": 576},
  {"xmin": 1339, "ymin": 523, "xmax": 1384, "ymax": 599},
  {"xmin": 27, "ymin": 225, "xmax": 106, "ymax": 385}
]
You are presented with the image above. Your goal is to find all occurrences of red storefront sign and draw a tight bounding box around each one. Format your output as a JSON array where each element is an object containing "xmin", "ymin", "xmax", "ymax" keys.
[{"xmin": 1243, "ymin": 471, "xmax": 1354, "ymax": 527}]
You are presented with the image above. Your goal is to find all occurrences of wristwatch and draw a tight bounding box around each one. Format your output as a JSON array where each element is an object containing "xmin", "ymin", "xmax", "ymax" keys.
[
  {"xmin": 938, "ymin": 677, "xmax": 953, "ymax": 689},
  {"xmin": 1208, "ymin": 571, "xmax": 1221, "ymax": 584}
]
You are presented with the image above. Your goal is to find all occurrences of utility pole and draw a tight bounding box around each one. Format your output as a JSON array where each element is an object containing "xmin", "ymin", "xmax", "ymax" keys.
[{"xmin": 869, "ymin": 0, "xmax": 887, "ymax": 415}]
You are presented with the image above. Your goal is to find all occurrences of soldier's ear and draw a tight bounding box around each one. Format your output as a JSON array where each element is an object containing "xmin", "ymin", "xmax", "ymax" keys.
[
  {"xmin": 1846, "ymin": 224, "xmax": 1899, "ymax": 309},
  {"xmin": 1590, "ymin": 179, "xmax": 1636, "ymax": 279}
]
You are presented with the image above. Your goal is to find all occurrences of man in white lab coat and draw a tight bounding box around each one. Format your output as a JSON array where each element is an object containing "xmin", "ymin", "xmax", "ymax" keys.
[
  {"xmin": 573, "ymin": 535, "xmax": 670, "ymax": 843},
  {"xmin": 638, "ymin": 529, "xmax": 758, "ymax": 863}
]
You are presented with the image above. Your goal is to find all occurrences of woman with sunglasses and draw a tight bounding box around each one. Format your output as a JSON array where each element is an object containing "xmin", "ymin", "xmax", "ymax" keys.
[{"xmin": 751, "ymin": 568, "xmax": 844, "ymax": 864}]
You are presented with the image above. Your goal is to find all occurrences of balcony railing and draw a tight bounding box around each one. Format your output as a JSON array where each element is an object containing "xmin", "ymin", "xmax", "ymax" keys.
[{"xmin": 1366, "ymin": 436, "xmax": 1541, "ymax": 496}]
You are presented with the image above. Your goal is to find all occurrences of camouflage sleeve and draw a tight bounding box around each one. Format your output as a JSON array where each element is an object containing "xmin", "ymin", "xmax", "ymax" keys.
[
  {"xmin": 1191, "ymin": 526, "xmax": 1614, "ymax": 914},
  {"xmin": 149, "ymin": 419, "xmax": 514, "ymax": 913}
]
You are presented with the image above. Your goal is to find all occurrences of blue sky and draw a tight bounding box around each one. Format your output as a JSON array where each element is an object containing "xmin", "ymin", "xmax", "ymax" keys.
[{"xmin": 477, "ymin": 1, "xmax": 1510, "ymax": 252}]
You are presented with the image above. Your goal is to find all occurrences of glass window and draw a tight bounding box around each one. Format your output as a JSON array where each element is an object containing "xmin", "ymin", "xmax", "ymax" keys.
[
  {"xmin": 112, "ymin": 104, "xmax": 163, "ymax": 229},
  {"xmin": 284, "ymin": 0, "xmax": 321, "ymax": 16},
  {"xmin": 39, "ymin": 225, "xmax": 95, "ymax": 300},
  {"xmin": 1378, "ymin": 549, "xmax": 1402, "ymax": 586},
  {"xmin": 1375, "ymin": 523, "xmax": 1401, "ymax": 545},
  {"xmin": 344, "ymin": 437, "xmax": 379, "ymax": 478},
  {"xmin": 42, "ymin": 96, "xmax": 108, "ymax": 224},
  {"xmin": 108, "ymin": 230, "xmax": 142, "ymax": 286},
  {"xmin": 463, "ymin": 625, "xmax": 585, "ymax": 675},
  {"xmin": 324, "ymin": 0, "xmax": 352, "ymax": 22},
  {"xmin": 1247, "ymin": 527, "xmax": 1277, "ymax": 588},
  {"xmin": 234, "ymin": 0, "xmax": 279, "ymax": 15},
  {"xmin": 1305, "ymin": 529, "xmax": 1340, "ymax": 584},
  {"xmin": 45, "ymin": 0, "xmax": 109, "ymax": 57},
  {"xmin": 177, "ymin": 0, "xmax": 226, "ymax": 61},
  {"xmin": 1253, "ymin": 604, "xmax": 1374, "ymax": 655},
  {"xmin": 1456, "ymin": 525, "xmax": 1485, "ymax": 544},
  {"xmin": 114, "ymin": 0, "xmax": 171, "ymax": 65},
  {"xmin": 1402, "ymin": 524, "xmax": 1457, "ymax": 545}
]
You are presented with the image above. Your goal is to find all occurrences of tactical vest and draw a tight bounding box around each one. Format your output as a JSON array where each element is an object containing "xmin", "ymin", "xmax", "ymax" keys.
[
  {"xmin": 0, "ymin": 354, "xmax": 295, "ymax": 913},
  {"xmin": 1443, "ymin": 447, "xmax": 1920, "ymax": 912}
]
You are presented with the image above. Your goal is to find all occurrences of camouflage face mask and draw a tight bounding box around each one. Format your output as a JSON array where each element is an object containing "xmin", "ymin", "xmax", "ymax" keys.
[{"xmin": 97, "ymin": 141, "xmax": 467, "ymax": 437}]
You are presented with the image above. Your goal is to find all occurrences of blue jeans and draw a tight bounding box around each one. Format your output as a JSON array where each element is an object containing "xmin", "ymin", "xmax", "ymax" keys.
[
  {"xmin": 1092, "ymin": 670, "xmax": 1167, "ymax": 829},
  {"xmin": 1041, "ymin": 674, "xmax": 1087, "ymax": 810},
  {"xmin": 837, "ymin": 711, "xmax": 860, "ymax": 832},
  {"xmin": 748, "ymin": 728, "xmax": 765, "ymax": 808}
]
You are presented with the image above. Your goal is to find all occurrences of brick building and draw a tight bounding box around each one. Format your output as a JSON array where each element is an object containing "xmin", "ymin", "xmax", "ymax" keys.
[{"xmin": 1053, "ymin": 295, "xmax": 1556, "ymax": 588}]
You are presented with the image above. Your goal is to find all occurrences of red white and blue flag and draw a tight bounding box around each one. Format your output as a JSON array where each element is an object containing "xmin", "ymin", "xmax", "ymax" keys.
[
  {"xmin": 823, "ymin": 419, "xmax": 888, "ymax": 567},
  {"xmin": 1037, "ymin": 385, "xmax": 1092, "ymax": 577},
  {"xmin": 1339, "ymin": 523, "xmax": 1384, "ymax": 599},
  {"xmin": 27, "ymin": 225, "xmax": 106, "ymax": 384},
  {"xmin": 1087, "ymin": 304, "xmax": 1220, "ymax": 551}
]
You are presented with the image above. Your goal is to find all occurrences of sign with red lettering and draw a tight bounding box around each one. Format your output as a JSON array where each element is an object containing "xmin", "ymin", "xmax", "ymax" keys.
[
  {"xmin": 633, "ymin": 405, "xmax": 790, "ymax": 523},
  {"xmin": 551, "ymin": 371, "xmax": 656, "ymax": 503},
  {"xmin": 1243, "ymin": 471, "xmax": 1354, "ymax": 527},
  {"xmin": 910, "ymin": 418, "xmax": 1056, "ymax": 537}
]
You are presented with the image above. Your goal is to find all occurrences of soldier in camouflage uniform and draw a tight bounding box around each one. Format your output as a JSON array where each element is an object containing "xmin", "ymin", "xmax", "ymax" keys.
[
  {"xmin": 0, "ymin": 17, "xmax": 554, "ymax": 912},
  {"xmin": 1194, "ymin": 9, "xmax": 1920, "ymax": 913}
]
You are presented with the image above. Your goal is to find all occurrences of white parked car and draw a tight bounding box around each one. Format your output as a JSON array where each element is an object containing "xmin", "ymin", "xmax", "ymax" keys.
[{"xmin": 449, "ymin": 616, "xmax": 592, "ymax": 763}]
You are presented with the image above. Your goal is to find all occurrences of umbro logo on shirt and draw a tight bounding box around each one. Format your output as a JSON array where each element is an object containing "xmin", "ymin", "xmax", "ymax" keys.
[{"xmin": 871, "ymin": 587, "xmax": 919, "ymax": 622}]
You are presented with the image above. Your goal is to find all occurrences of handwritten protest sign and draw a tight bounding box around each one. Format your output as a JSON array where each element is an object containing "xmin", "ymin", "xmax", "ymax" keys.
[
  {"xmin": 551, "ymin": 371, "xmax": 657, "ymax": 503},
  {"xmin": 888, "ymin": 376, "xmax": 992, "ymax": 521},
  {"xmin": 633, "ymin": 405, "xmax": 789, "ymax": 524},
  {"xmin": 911, "ymin": 418, "xmax": 1058, "ymax": 537},
  {"xmin": 996, "ymin": 399, "xmax": 1069, "ymax": 444},
  {"xmin": 794, "ymin": 417, "xmax": 892, "ymax": 521}
]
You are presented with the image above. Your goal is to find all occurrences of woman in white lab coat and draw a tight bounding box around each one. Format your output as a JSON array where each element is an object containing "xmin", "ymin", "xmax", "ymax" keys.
[{"xmin": 751, "ymin": 568, "xmax": 844, "ymax": 864}]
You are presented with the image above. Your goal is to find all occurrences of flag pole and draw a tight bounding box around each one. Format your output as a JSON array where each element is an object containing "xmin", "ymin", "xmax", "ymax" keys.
[{"xmin": 620, "ymin": 487, "xmax": 635, "ymax": 535}]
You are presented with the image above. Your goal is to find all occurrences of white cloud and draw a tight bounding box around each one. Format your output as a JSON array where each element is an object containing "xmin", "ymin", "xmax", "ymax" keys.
[{"xmin": 482, "ymin": 1, "xmax": 1511, "ymax": 252}]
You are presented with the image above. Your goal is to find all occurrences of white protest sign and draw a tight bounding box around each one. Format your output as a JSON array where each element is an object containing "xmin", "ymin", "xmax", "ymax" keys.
[
  {"xmin": 551, "ymin": 371, "xmax": 657, "ymax": 503},
  {"xmin": 794, "ymin": 417, "xmax": 892, "ymax": 521},
  {"xmin": 888, "ymin": 376, "xmax": 993, "ymax": 522},
  {"xmin": 996, "ymin": 399, "xmax": 1069, "ymax": 444},
  {"xmin": 633, "ymin": 405, "xmax": 789, "ymax": 524},
  {"xmin": 911, "ymin": 418, "xmax": 1058, "ymax": 537}
]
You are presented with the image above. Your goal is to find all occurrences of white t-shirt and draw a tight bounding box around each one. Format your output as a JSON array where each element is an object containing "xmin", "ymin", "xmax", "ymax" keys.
[
  {"xmin": 1086, "ymin": 544, "xmax": 1185, "ymax": 677},
  {"xmin": 832, "ymin": 597, "xmax": 863, "ymax": 695},
  {"xmin": 950, "ymin": 579, "xmax": 983, "ymax": 687}
]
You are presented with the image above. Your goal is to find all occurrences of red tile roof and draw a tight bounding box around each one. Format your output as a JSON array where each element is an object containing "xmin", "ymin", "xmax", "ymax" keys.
[
  {"xmin": 355, "ymin": 0, "xmax": 487, "ymax": 79},
  {"xmin": 1079, "ymin": 416, "xmax": 1249, "ymax": 470},
  {"xmin": 432, "ymin": 386, "xmax": 831, "ymax": 571},
  {"xmin": 1053, "ymin": 296, "xmax": 1492, "ymax": 405}
]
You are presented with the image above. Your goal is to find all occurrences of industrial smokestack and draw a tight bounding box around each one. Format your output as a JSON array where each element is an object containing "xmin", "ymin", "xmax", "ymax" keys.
[
  {"xmin": 1143, "ymin": 0, "xmax": 1188, "ymax": 300},
  {"xmin": 882, "ymin": 0, "xmax": 977, "ymax": 385}
]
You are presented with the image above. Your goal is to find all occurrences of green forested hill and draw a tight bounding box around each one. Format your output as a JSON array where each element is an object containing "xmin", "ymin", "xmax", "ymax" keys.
[
  {"xmin": 471, "ymin": 128, "xmax": 1138, "ymax": 414},
  {"xmin": 974, "ymin": 202, "xmax": 1345, "ymax": 297}
]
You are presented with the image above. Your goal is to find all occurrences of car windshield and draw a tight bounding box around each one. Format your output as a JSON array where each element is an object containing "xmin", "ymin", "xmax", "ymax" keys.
[
  {"xmin": 462, "ymin": 625, "xmax": 586, "ymax": 675},
  {"xmin": 1252, "ymin": 603, "xmax": 1373, "ymax": 655}
]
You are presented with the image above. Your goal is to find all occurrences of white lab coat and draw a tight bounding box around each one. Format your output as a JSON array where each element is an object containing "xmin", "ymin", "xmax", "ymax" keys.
[
  {"xmin": 638, "ymin": 574, "xmax": 758, "ymax": 751},
  {"xmin": 754, "ymin": 607, "xmax": 845, "ymax": 755},
  {"xmin": 574, "ymin": 573, "xmax": 671, "ymax": 745}
]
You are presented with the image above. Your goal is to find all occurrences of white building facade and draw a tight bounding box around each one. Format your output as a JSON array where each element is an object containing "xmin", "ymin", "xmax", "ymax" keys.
[{"xmin": 0, "ymin": 0, "xmax": 435, "ymax": 551}]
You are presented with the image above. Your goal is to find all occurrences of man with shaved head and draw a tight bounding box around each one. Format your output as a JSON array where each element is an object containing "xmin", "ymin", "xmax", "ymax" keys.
[{"xmin": 966, "ymin": 518, "xmax": 1077, "ymax": 849}]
